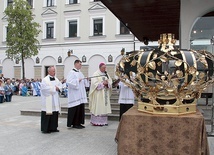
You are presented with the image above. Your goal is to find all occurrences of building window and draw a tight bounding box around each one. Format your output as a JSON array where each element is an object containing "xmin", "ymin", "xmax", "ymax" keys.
[
  {"xmin": 3, "ymin": 26, "xmax": 8, "ymax": 42},
  {"xmin": 120, "ymin": 22, "xmax": 130, "ymax": 34},
  {"xmin": 7, "ymin": 0, "xmax": 13, "ymax": 6},
  {"xmin": 6, "ymin": 26, "xmax": 9, "ymax": 41},
  {"xmin": 46, "ymin": 22, "xmax": 54, "ymax": 39},
  {"xmin": 47, "ymin": 0, "xmax": 54, "ymax": 7},
  {"xmin": 69, "ymin": 0, "xmax": 77, "ymax": 4},
  {"xmin": 6, "ymin": 26, "xmax": 9, "ymax": 35},
  {"xmin": 69, "ymin": 21, "xmax": 77, "ymax": 37},
  {"xmin": 93, "ymin": 19, "xmax": 103, "ymax": 36},
  {"xmin": 27, "ymin": 0, "xmax": 33, "ymax": 8}
]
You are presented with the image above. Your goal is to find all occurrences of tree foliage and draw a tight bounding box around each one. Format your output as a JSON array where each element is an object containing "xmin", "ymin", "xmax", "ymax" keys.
[{"xmin": 4, "ymin": 0, "xmax": 41, "ymax": 79}]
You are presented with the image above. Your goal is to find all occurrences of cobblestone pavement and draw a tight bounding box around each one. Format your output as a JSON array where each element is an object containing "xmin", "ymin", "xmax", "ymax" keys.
[{"xmin": 0, "ymin": 95, "xmax": 214, "ymax": 155}]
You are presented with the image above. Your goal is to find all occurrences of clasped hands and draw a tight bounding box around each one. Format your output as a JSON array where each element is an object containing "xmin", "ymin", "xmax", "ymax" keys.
[{"xmin": 103, "ymin": 80, "xmax": 109, "ymax": 88}]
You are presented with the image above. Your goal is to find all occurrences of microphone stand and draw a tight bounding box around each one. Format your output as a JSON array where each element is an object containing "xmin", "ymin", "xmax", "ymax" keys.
[{"xmin": 84, "ymin": 75, "xmax": 106, "ymax": 79}]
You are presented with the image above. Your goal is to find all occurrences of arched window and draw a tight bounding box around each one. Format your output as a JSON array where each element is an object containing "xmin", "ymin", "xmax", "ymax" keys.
[{"xmin": 190, "ymin": 11, "xmax": 214, "ymax": 54}]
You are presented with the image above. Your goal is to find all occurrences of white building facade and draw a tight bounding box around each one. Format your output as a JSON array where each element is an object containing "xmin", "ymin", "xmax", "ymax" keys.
[
  {"xmin": 0, "ymin": 0, "xmax": 145, "ymax": 80},
  {"xmin": 0, "ymin": 0, "xmax": 214, "ymax": 80}
]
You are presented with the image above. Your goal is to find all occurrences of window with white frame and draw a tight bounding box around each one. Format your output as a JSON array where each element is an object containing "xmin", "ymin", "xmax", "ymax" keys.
[
  {"xmin": 69, "ymin": 0, "xmax": 77, "ymax": 4},
  {"xmin": 46, "ymin": 22, "xmax": 54, "ymax": 39},
  {"xmin": 93, "ymin": 18, "xmax": 103, "ymax": 36},
  {"xmin": 3, "ymin": 25, "xmax": 8, "ymax": 42},
  {"xmin": 47, "ymin": 0, "xmax": 54, "ymax": 7},
  {"xmin": 27, "ymin": 0, "xmax": 33, "ymax": 8},
  {"xmin": 120, "ymin": 21, "xmax": 130, "ymax": 34},
  {"xmin": 69, "ymin": 20, "xmax": 77, "ymax": 37},
  {"xmin": 7, "ymin": 0, "xmax": 13, "ymax": 6},
  {"xmin": 6, "ymin": 26, "xmax": 9, "ymax": 37}
]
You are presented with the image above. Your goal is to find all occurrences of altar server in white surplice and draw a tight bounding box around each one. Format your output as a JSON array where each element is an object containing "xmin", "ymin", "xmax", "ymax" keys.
[
  {"xmin": 66, "ymin": 59, "xmax": 88, "ymax": 129},
  {"xmin": 117, "ymin": 80, "xmax": 135, "ymax": 121},
  {"xmin": 40, "ymin": 66, "xmax": 62, "ymax": 134}
]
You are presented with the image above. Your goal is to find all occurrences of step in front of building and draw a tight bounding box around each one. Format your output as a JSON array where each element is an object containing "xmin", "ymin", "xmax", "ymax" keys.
[
  {"xmin": 20, "ymin": 109, "xmax": 120, "ymax": 121},
  {"xmin": 61, "ymin": 102, "xmax": 120, "ymax": 111},
  {"xmin": 20, "ymin": 90, "xmax": 121, "ymax": 120}
]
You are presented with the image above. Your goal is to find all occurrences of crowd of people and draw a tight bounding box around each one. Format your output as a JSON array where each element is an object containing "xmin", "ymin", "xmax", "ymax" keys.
[
  {"xmin": 0, "ymin": 78, "xmax": 39, "ymax": 103},
  {"xmin": 0, "ymin": 75, "xmax": 70, "ymax": 104}
]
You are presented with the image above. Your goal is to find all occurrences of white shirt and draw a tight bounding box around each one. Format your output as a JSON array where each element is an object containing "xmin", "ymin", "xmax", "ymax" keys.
[
  {"xmin": 40, "ymin": 75, "xmax": 62, "ymax": 112},
  {"xmin": 66, "ymin": 68, "xmax": 88, "ymax": 108},
  {"xmin": 118, "ymin": 81, "xmax": 135, "ymax": 104}
]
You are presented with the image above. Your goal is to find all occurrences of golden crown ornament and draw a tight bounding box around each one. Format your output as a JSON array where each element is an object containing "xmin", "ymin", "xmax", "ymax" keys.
[{"xmin": 116, "ymin": 33, "xmax": 214, "ymax": 115}]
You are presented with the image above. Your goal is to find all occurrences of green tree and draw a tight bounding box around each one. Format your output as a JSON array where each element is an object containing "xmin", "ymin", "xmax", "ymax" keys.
[{"xmin": 4, "ymin": 0, "xmax": 41, "ymax": 79}]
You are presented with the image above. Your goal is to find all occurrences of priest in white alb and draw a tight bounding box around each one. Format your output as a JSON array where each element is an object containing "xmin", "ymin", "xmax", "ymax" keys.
[
  {"xmin": 40, "ymin": 66, "xmax": 62, "ymax": 134},
  {"xmin": 66, "ymin": 60, "xmax": 89, "ymax": 129}
]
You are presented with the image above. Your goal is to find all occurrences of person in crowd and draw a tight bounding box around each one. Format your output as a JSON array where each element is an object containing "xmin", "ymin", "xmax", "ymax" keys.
[
  {"xmin": 40, "ymin": 66, "xmax": 62, "ymax": 134},
  {"xmin": 66, "ymin": 60, "xmax": 89, "ymax": 129},
  {"xmin": 116, "ymin": 80, "xmax": 135, "ymax": 120},
  {"xmin": 18, "ymin": 80, "xmax": 24, "ymax": 95},
  {"xmin": 11, "ymin": 78, "xmax": 15, "ymax": 85},
  {"xmin": 61, "ymin": 79, "xmax": 68, "ymax": 97},
  {"xmin": 4, "ymin": 79, "xmax": 14, "ymax": 102},
  {"xmin": 21, "ymin": 83, "xmax": 28, "ymax": 96},
  {"xmin": 89, "ymin": 62, "xmax": 112, "ymax": 126},
  {"xmin": 31, "ymin": 79, "xmax": 41, "ymax": 96},
  {"xmin": 85, "ymin": 79, "xmax": 90, "ymax": 96},
  {"xmin": 0, "ymin": 79, "xmax": 5, "ymax": 103},
  {"xmin": 13, "ymin": 79, "xmax": 20, "ymax": 95},
  {"xmin": 0, "ymin": 74, "xmax": 5, "ymax": 81},
  {"xmin": 26, "ymin": 79, "xmax": 32, "ymax": 90}
]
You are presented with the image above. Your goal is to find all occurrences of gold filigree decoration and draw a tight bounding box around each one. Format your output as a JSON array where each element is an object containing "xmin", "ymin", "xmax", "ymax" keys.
[{"xmin": 115, "ymin": 33, "xmax": 214, "ymax": 115}]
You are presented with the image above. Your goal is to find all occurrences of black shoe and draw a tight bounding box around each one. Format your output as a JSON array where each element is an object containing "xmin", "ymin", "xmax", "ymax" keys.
[
  {"xmin": 80, "ymin": 125, "xmax": 85, "ymax": 128},
  {"xmin": 67, "ymin": 125, "xmax": 72, "ymax": 128},
  {"xmin": 73, "ymin": 125, "xmax": 84, "ymax": 129},
  {"xmin": 51, "ymin": 129, "xmax": 60, "ymax": 132},
  {"xmin": 42, "ymin": 131, "xmax": 51, "ymax": 134}
]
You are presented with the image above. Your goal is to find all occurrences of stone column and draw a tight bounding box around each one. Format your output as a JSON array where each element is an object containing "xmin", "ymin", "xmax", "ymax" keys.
[
  {"xmin": 81, "ymin": 65, "xmax": 89, "ymax": 77},
  {"xmin": 56, "ymin": 65, "xmax": 64, "ymax": 80},
  {"xmin": 106, "ymin": 64, "xmax": 115, "ymax": 78},
  {"xmin": 14, "ymin": 66, "xmax": 21, "ymax": 79},
  {"xmin": 34, "ymin": 65, "xmax": 42, "ymax": 80}
]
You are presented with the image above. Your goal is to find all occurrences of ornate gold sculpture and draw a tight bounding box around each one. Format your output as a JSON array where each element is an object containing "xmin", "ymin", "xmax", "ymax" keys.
[{"xmin": 116, "ymin": 33, "xmax": 214, "ymax": 115}]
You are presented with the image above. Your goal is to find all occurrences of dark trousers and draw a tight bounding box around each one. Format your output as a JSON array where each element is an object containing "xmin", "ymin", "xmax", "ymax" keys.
[
  {"xmin": 5, "ymin": 94, "xmax": 12, "ymax": 102},
  {"xmin": 41, "ymin": 111, "xmax": 59, "ymax": 132},
  {"xmin": 0, "ymin": 96, "xmax": 4, "ymax": 103},
  {"xmin": 119, "ymin": 104, "xmax": 133, "ymax": 121},
  {"xmin": 67, "ymin": 104, "xmax": 85, "ymax": 127}
]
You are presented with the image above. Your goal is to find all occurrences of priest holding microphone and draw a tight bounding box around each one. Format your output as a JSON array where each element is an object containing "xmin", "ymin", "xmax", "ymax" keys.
[{"xmin": 89, "ymin": 62, "xmax": 112, "ymax": 126}]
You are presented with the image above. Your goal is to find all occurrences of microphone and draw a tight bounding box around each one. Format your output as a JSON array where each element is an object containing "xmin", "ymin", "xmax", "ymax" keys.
[
  {"xmin": 102, "ymin": 76, "xmax": 108, "ymax": 88},
  {"xmin": 104, "ymin": 71, "xmax": 109, "ymax": 79}
]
